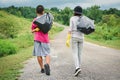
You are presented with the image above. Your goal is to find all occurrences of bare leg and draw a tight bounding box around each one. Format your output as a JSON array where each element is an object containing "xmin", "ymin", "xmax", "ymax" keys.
[
  {"xmin": 45, "ymin": 55, "xmax": 50, "ymax": 64},
  {"xmin": 37, "ymin": 56, "xmax": 44, "ymax": 69},
  {"xmin": 44, "ymin": 55, "xmax": 51, "ymax": 75}
]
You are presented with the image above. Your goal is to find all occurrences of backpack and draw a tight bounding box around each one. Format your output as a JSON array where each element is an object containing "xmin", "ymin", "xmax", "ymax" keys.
[
  {"xmin": 33, "ymin": 13, "xmax": 53, "ymax": 34},
  {"xmin": 77, "ymin": 15, "xmax": 95, "ymax": 35}
]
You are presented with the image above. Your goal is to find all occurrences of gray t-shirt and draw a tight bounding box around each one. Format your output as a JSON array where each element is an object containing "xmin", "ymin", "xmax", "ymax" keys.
[{"xmin": 69, "ymin": 16, "xmax": 84, "ymax": 40}]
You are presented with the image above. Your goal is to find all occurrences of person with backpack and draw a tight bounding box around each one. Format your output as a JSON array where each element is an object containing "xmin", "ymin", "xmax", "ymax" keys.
[
  {"xmin": 31, "ymin": 5, "xmax": 51, "ymax": 76},
  {"xmin": 67, "ymin": 6, "xmax": 84, "ymax": 76}
]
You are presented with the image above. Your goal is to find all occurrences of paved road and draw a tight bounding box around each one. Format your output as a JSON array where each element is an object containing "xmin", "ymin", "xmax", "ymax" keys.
[{"xmin": 19, "ymin": 27, "xmax": 120, "ymax": 80}]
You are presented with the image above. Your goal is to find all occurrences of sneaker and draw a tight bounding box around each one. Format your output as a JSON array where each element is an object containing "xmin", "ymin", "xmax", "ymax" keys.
[
  {"xmin": 44, "ymin": 64, "xmax": 50, "ymax": 75},
  {"xmin": 74, "ymin": 68, "xmax": 81, "ymax": 76},
  {"xmin": 41, "ymin": 68, "xmax": 44, "ymax": 73}
]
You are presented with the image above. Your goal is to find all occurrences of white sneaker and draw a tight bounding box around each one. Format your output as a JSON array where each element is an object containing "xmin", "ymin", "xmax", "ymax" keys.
[{"xmin": 74, "ymin": 68, "xmax": 81, "ymax": 76}]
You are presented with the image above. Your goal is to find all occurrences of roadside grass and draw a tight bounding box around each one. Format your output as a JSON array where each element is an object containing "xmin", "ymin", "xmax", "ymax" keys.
[
  {"xmin": 85, "ymin": 24, "xmax": 120, "ymax": 50},
  {"xmin": 0, "ymin": 46, "xmax": 33, "ymax": 80},
  {"xmin": 85, "ymin": 36, "xmax": 120, "ymax": 49}
]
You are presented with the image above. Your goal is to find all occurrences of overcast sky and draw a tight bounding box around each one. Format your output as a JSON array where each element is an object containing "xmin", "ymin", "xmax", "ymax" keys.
[{"xmin": 0, "ymin": 0, "xmax": 120, "ymax": 10}]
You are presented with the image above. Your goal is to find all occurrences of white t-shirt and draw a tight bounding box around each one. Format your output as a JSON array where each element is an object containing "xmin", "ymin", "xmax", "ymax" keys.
[{"xmin": 69, "ymin": 16, "xmax": 84, "ymax": 40}]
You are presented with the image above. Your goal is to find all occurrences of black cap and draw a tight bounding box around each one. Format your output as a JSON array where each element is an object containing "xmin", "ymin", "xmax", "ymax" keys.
[{"xmin": 74, "ymin": 6, "xmax": 82, "ymax": 14}]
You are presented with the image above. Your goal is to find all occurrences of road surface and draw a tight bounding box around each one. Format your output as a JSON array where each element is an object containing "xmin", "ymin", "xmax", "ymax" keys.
[{"xmin": 19, "ymin": 27, "xmax": 120, "ymax": 80}]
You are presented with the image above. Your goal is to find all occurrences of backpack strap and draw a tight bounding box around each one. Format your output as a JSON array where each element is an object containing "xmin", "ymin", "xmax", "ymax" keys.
[
  {"xmin": 76, "ymin": 15, "xmax": 83, "ymax": 31},
  {"xmin": 46, "ymin": 13, "xmax": 51, "ymax": 21},
  {"xmin": 78, "ymin": 15, "xmax": 83, "ymax": 22}
]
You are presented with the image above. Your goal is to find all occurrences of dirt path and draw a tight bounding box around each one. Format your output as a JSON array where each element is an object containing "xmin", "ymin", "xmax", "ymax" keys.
[{"xmin": 19, "ymin": 27, "xmax": 120, "ymax": 80}]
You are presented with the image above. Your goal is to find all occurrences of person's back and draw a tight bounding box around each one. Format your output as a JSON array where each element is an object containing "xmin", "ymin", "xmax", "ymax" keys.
[
  {"xmin": 70, "ymin": 16, "xmax": 84, "ymax": 40},
  {"xmin": 31, "ymin": 13, "xmax": 49, "ymax": 43}
]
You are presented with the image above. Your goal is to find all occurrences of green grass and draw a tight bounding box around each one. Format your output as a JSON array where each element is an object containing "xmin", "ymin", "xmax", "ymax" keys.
[
  {"xmin": 85, "ymin": 23, "xmax": 120, "ymax": 50},
  {"xmin": 85, "ymin": 36, "xmax": 120, "ymax": 49},
  {"xmin": 0, "ymin": 11, "xmax": 31, "ymax": 38},
  {"xmin": 0, "ymin": 10, "xmax": 33, "ymax": 57},
  {"xmin": 0, "ymin": 46, "xmax": 32, "ymax": 80},
  {"xmin": 0, "ymin": 40, "xmax": 16, "ymax": 57}
]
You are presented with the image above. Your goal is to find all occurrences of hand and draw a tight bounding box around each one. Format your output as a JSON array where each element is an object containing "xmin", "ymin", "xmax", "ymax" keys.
[
  {"xmin": 35, "ymin": 28, "xmax": 40, "ymax": 31},
  {"xmin": 66, "ymin": 39, "xmax": 70, "ymax": 47},
  {"xmin": 31, "ymin": 28, "xmax": 40, "ymax": 33},
  {"xmin": 31, "ymin": 29, "xmax": 35, "ymax": 33},
  {"xmin": 66, "ymin": 33, "xmax": 71, "ymax": 47}
]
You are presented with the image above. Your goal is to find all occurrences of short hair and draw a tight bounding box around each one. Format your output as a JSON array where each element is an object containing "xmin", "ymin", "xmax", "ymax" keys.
[{"xmin": 36, "ymin": 5, "xmax": 44, "ymax": 14}]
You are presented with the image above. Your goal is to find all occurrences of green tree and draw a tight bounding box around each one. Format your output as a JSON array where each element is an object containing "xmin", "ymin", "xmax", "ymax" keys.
[
  {"xmin": 102, "ymin": 14, "xmax": 119, "ymax": 26},
  {"xmin": 103, "ymin": 8, "xmax": 120, "ymax": 17},
  {"xmin": 85, "ymin": 5, "xmax": 103, "ymax": 23},
  {"xmin": 60, "ymin": 7, "xmax": 72, "ymax": 25},
  {"xmin": 50, "ymin": 7, "xmax": 59, "ymax": 12}
]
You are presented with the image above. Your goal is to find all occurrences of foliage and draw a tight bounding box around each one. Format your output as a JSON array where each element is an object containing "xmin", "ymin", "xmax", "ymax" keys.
[
  {"xmin": 0, "ymin": 11, "xmax": 33, "ymax": 57},
  {"xmin": 0, "ymin": 5, "xmax": 36, "ymax": 18},
  {"xmin": 88, "ymin": 21, "xmax": 120, "ymax": 40},
  {"xmin": 0, "ymin": 47, "xmax": 32, "ymax": 80},
  {"xmin": 98, "ymin": 14, "xmax": 120, "ymax": 40},
  {"xmin": 101, "ymin": 14, "xmax": 120, "ymax": 27},
  {"xmin": 1, "ymin": 5, "xmax": 120, "ymax": 25},
  {"xmin": 84, "ymin": 5, "xmax": 103, "ymax": 23},
  {"xmin": 50, "ymin": 7, "xmax": 59, "ymax": 12},
  {"xmin": 0, "ymin": 11, "xmax": 20, "ymax": 38},
  {"xmin": 11, "ymin": 33, "xmax": 33, "ymax": 49},
  {"xmin": 86, "ymin": 14, "xmax": 120, "ymax": 49},
  {"xmin": 50, "ymin": 7, "xmax": 73, "ymax": 25},
  {"xmin": 103, "ymin": 8, "xmax": 120, "ymax": 17},
  {"xmin": 0, "ymin": 40, "xmax": 16, "ymax": 57}
]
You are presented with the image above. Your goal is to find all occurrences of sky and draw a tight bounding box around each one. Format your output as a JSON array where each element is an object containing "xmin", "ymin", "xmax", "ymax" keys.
[{"xmin": 0, "ymin": 0, "xmax": 120, "ymax": 10}]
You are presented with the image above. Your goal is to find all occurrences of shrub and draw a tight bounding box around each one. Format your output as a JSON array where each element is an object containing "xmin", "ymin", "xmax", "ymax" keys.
[
  {"xmin": 14, "ymin": 33, "xmax": 33, "ymax": 49},
  {"xmin": 0, "ymin": 40, "xmax": 16, "ymax": 57}
]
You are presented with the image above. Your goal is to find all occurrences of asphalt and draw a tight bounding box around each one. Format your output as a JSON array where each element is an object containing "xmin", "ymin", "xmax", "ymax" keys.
[{"xmin": 19, "ymin": 27, "xmax": 120, "ymax": 80}]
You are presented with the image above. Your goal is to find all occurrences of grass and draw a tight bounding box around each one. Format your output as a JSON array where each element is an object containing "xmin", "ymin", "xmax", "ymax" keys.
[
  {"xmin": 0, "ymin": 46, "xmax": 33, "ymax": 80},
  {"xmin": 0, "ymin": 11, "xmax": 31, "ymax": 39},
  {"xmin": 85, "ymin": 36, "xmax": 120, "ymax": 49},
  {"xmin": 85, "ymin": 23, "xmax": 120, "ymax": 50}
]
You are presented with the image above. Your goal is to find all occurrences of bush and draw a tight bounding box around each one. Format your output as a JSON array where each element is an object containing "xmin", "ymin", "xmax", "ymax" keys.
[
  {"xmin": 0, "ymin": 40, "xmax": 16, "ymax": 57},
  {"xmin": 13, "ymin": 33, "xmax": 33, "ymax": 49}
]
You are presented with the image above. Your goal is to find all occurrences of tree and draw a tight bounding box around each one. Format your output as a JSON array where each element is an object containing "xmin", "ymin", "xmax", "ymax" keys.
[
  {"xmin": 85, "ymin": 5, "xmax": 103, "ymax": 23},
  {"xmin": 60, "ymin": 7, "xmax": 72, "ymax": 25},
  {"xmin": 50, "ymin": 7, "xmax": 59, "ymax": 12},
  {"xmin": 103, "ymin": 8, "xmax": 120, "ymax": 17}
]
